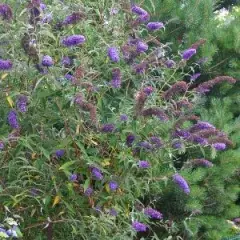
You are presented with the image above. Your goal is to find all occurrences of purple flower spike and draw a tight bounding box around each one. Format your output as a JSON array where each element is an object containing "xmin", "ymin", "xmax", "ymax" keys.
[
  {"xmin": 0, "ymin": 4, "xmax": 13, "ymax": 20},
  {"xmin": 137, "ymin": 41, "xmax": 148, "ymax": 53},
  {"xmin": 126, "ymin": 134, "xmax": 135, "ymax": 147},
  {"xmin": 108, "ymin": 47, "xmax": 120, "ymax": 62},
  {"xmin": 132, "ymin": 221, "xmax": 147, "ymax": 232},
  {"xmin": 120, "ymin": 114, "xmax": 128, "ymax": 121},
  {"xmin": 55, "ymin": 149, "xmax": 65, "ymax": 158},
  {"xmin": 84, "ymin": 187, "xmax": 93, "ymax": 196},
  {"xmin": 131, "ymin": 5, "xmax": 148, "ymax": 16},
  {"xmin": 182, "ymin": 48, "xmax": 196, "ymax": 60},
  {"xmin": 147, "ymin": 22, "xmax": 164, "ymax": 31},
  {"xmin": 40, "ymin": 3, "xmax": 46, "ymax": 11},
  {"xmin": 143, "ymin": 86, "xmax": 153, "ymax": 95},
  {"xmin": 109, "ymin": 180, "xmax": 118, "ymax": 191},
  {"xmin": 137, "ymin": 160, "xmax": 150, "ymax": 169},
  {"xmin": 62, "ymin": 12, "xmax": 83, "ymax": 25},
  {"xmin": 69, "ymin": 173, "xmax": 77, "ymax": 181},
  {"xmin": 42, "ymin": 55, "xmax": 54, "ymax": 67},
  {"xmin": 17, "ymin": 95, "xmax": 28, "ymax": 113},
  {"xmin": 7, "ymin": 110, "xmax": 19, "ymax": 129},
  {"xmin": 144, "ymin": 207, "xmax": 163, "ymax": 219},
  {"xmin": 101, "ymin": 123, "xmax": 115, "ymax": 133},
  {"xmin": 62, "ymin": 35, "xmax": 85, "ymax": 47},
  {"xmin": 137, "ymin": 13, "xmax": 150, "ymax": 23},
  {"xmin": 212, "ymin": 143, "xmax": 226, "ymax": 150},
  {"xmin": 191, "ymin": 159, "xmax": 213, "ymax": 168},
  {"xmin": 91, "ymin": 167, "xmax": 103, "ymax": 180},
  {"xmin": 173, "ymin": 173, "xmax": 190, "ymax": 194},
  {"xmin": 0, "ymin": 59, "xmax": 12, "ymax": 70},
  {"xmin": 64, "ymin": 73, "xmax": 74, "ymax": 81},
  {"xmin": 190, "ymin": 73, "xmax": 201, "ymax": 81}
]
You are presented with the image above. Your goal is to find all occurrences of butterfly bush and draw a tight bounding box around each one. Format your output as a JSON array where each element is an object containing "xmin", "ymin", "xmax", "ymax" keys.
[{"xmin": 0, "ymin": 1, "xmax": 238, "ymax": 239}]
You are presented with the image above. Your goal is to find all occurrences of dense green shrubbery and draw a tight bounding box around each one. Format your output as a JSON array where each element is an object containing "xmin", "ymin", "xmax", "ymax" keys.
[{"xmin": 0, "ymin": 1, "xmax": 239, "ymax": 239}]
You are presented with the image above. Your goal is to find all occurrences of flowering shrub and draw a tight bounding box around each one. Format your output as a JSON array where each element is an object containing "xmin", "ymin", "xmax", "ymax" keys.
[{"xmin": 0, "ymin": 1, "xmax": 238, "ymax": 239}]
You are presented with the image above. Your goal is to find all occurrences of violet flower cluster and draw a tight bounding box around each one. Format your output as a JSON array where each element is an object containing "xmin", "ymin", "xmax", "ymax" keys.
[{"xmin": 173, "ymin": 173, "xmax": 190, "ymax": 194}]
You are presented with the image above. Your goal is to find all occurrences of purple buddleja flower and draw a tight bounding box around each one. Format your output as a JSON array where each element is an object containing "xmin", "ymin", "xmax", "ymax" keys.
[
  {"xmin": 108, "ymin": 47, "xmax": 120, "ymax": 62},
  {"xmin": 212, "ymin": 143, "xmax": 226, "ymax": 150},
  {"xmin": 165, "ymin": 59, "xmax": 176, "ymax": 68},
  {"xmin": 147, "ymin": 22, "xmax": 164, "ymax": 31},
  {"xmin": 0, "ymin": 227, "xmax": 8, "ymax": 237},
  {"xmin": 109, "ymin": 180, "xmax": 118, "ymax": 191},
  {"xmin": 136, "ymin": 13, "xmax": 150, "ymax": 23},
  {"xmin": 189, "ymin": 121, "xmax": 215, "ymax": 133},
  {"xmin": 120, "ymin": 114, "xmax": 128, "ymax": 121},
  {"xmin": 7, "ymin": 110, "xmax": 19, "ymax": 129},
  {"xmin": 191, "ymin": 135, "xmax": 208, "ymax": 146},
  {"xmin": 173, "ymin": 173, "xmax": 190, "ymax": 194},
  {"xmin": 55, "ymin": 149, "xmax": 65, "ymax": 158},
  {"xmin": 40, "ymin": 3, "xmax": 46, "ymax": 10},
  {"xmin": 91, "ymin": 167, "xmax": 103, "ymax": 180},
  {"xmin": 141, "ymin": 107, "xmax": 169, "ymax": 121},
  {"xmin": 64, "ymin": 73, "xmax": 74, "ymax": 81},
  {"xmin": 163, "ymin": 81, "xmax": 188, "ymax": 100},
  {"xmin": 69, "ymin": 173, "xmax": 77, "ymax": 181},
  {"xmin": 111, "ymin": 68, "xmax": 121, "ymax": 88},
  {"xmin": 136, "ymin": 41, "xmax": 148, "ymax": 53},
  {"xmin": 138, "ymin": 141, "xmax": 152, "ymax": 151},
  {"xmin": 109, "ymin": 208, "xmax": 118, "ymax": 216},
  {"xmin": 132, "ymin": 221, "xmax": 147, "ymax": 232},
  {"xmin": 126, "ymin": 134, "xmax": 135, "ymax": 147},
  {"xmin": 62, "ymin": 12, "xmax": 83, "ymax": 25},
  {"xmin": 190, "ymin": 73, "xmax": 201, "ymax": 81},
  {"xmin": 84, "ymin": 187, "xmax": 93, "ymax": 196},
  {"xmin": 0, "ymin": 59, "xmax": 12, "ymax": 70},
  {"xmin": 182, "ymin": 48, "xmax": 196, "ymax": 60},
  {"xmin": 42, "ymin": 55, "xmax": 54, "ymax": 67},
  {"xmin": 0, "ymin": 4, "xmax": 13, "ymax": 20},
  {"xmin": 143, "ymin": 86, "xmax": 153, "ymax": 95},
  {"xmin": 144, "ymin": 207, "xmax": 163, "ymax": 219},
  {"xmin": 100, "ymin": 123, "xmax": 115, "ymax": 133},
  {"xmin": 62, "ymin": 35, "xmax": 86, "ymax": 47},
  {"xmin": 149, "ymin": 136, "xmax": 162, "ymax": 148},
  {"xmin": 172, "ymin": 141, "xmax": 183, "ymax": 149},
  {"xmin": 16, "ymin": 95, "xmax": 28, "ymax": 113},
  {"xmin": 195, "ymin": 76, "xmax": 236, "ymax": 94},
  {"xmin": 191, "ymin": 159, "xmax": 213, "ymax": 168},
  {"xmin": 0, "ymin": 141, "xmax": 4, "ymax": 150},
  {"xmin": 131, "ymin": 5, "xmax": 148, "ymax": 16},
  {"xmin": 174, "ymin": 129, "xmax": 191, "ymax": 139},
  {"xmin": 137, "ymin": 160, "xmax": 150, "ymax": 168}
]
